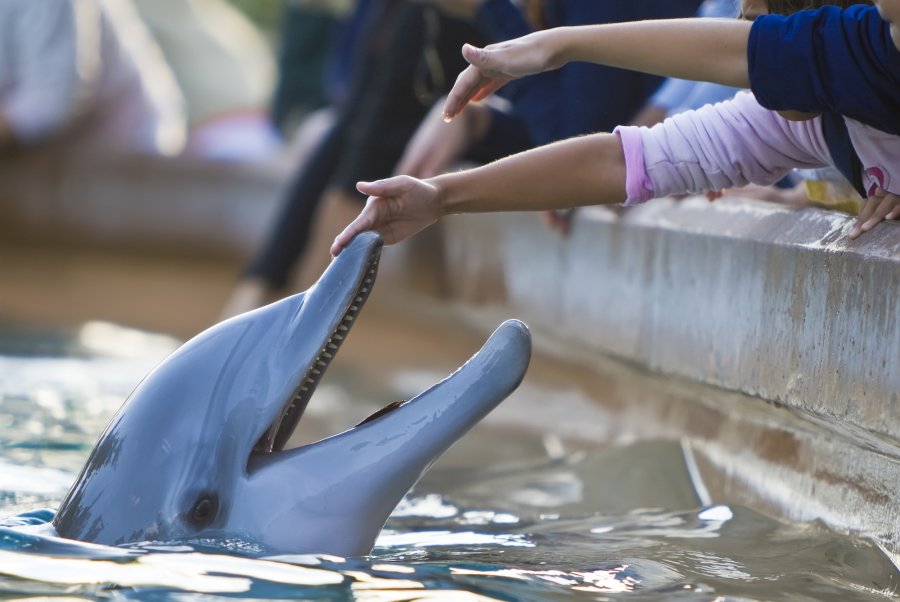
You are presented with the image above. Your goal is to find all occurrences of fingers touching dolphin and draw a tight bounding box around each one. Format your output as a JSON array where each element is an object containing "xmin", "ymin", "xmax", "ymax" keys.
[{"xmin": 52, "ymin": 232, "xmax": 532, "ymax": 556}]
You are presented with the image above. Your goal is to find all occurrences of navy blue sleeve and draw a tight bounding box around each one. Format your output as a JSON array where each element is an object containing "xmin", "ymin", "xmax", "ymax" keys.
[
  {"xmin": 473, "ymin": 0, "xmax": 532, "ymax": 42},
  {"xmin": 748, "ymin": 5, "xmax": 900, "ymax": 135},
  {"xmin": 516, "ymin": 63, "xmax": 665, "ymax": 145}
]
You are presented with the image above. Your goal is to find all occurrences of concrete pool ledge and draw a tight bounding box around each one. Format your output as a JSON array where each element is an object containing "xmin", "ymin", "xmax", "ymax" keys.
[{"xmin": 381, "ymin": 198, "xmax": 900, "ymax": 443}]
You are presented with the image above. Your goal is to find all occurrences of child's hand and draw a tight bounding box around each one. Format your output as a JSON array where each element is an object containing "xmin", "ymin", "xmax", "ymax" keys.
[
  {"xmin": 331, "ymin": 177, "xmax": 442, "ymax": 255},
  {"xmin": 443, "ymin": 32, "xmax": 557, "ymax": 120},
  {"xmin": 849, "ymin": 187, "xmax": 900, "ymax": 240}
]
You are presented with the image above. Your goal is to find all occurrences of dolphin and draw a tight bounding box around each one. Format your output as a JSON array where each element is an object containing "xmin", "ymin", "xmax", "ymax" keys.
[{"xmin": 51, "ymin": 232, "xmax": 531, "ymax": 556}]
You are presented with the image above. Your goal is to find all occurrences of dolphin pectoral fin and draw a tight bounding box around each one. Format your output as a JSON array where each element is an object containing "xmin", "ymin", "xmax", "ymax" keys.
[{"xmin": 356, "ymin": 400, "xmax": 407, "ymax": 427}]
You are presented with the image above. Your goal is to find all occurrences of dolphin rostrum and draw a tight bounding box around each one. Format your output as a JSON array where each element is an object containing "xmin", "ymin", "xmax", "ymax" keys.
[{"xmin": 52, "ymin": 232, "xmax": 532, "ymax": 556}]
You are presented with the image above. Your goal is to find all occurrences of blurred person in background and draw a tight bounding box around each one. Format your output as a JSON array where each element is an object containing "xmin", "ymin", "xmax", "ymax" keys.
[
  {"xmin": 219, "ymin": 0, "xmax": 484, "ymax": 319},
  {"xmin": 220, "ymin": 0, "xmax": 708, "ymax": 320},
  {"xmin": 270, "ymin": 0, "xmax": 354, "ymax": 137},
  {"xmin": 132, "ymin": 0, "xmax": 281, "ymax": 162},
  {"xmin": 268, "ymin": 0, "xmax": 356, "ymax": 166},
  {"xmin": 0, "ymin": 0, "xmax": 185, "ymax": 156}
]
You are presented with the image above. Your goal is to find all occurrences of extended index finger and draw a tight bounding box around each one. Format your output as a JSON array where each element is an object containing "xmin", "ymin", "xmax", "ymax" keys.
[
  {"xmin": 861, "ymin": 194, "xmax": 898, "ymax": 231},
  {"xmin": 332, "ymin": 190, "xmax": 383, "ymax": 255},
  {"xmin": 331, "ymin": 210, "xmax": 376, "ymax": 256},
  {"xmin": 443, "ymin": 65, "xmax": 489, "ymax": 120}
]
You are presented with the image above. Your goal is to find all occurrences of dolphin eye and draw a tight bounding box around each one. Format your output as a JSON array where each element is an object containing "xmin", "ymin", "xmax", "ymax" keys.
[{"xmin": 188, "ymin": 494, "xmax": 219, "ymax": 527}]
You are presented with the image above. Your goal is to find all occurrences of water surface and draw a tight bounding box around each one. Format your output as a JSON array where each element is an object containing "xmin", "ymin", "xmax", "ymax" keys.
[{"xmin": 1, "ymin": 321, "xmax": 896, "ymax": 600}]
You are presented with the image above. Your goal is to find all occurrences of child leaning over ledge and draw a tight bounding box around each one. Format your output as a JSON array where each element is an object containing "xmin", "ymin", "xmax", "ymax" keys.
[{"xmin": 331, "ymin": 2, "xmax": 900, "ymax": 253}]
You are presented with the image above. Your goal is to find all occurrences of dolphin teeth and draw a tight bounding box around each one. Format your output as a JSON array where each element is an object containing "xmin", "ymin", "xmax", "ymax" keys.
[{"xmin": 256, "ymin": 240, "xmax": 384, "ymax": 456}]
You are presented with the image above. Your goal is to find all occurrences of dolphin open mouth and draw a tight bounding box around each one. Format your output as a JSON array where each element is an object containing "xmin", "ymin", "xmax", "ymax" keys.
[{"xmin": 254, "ymin": 239, "xmax": 382, "ymax": 454}]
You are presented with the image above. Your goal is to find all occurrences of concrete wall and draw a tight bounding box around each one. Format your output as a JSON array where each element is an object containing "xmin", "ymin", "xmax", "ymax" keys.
[
  {"xmin": 410, "ymin": 200, "xmax": 899, "ymax": 444},
  {"xmin": 0, "ymin": 150, "xmax": 285, "ymax": 257}
]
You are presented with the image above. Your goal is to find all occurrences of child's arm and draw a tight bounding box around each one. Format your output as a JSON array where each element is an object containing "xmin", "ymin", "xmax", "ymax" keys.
[
  {"xmin": 331, "ymin": 133, "xmax": 628, "ymax": 252},
  {"xmin": 443, "ymin": 19, "xmax": 752, "ymax": 119},
  {"xmin": 332, "ymin": 92, "xmax": 893, "ymax": 253}
]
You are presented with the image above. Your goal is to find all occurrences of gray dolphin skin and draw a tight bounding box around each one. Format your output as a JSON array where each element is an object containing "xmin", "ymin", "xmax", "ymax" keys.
[{"xmin": 53, "ymin": 232, "xmax": 532, "ymax": 556}]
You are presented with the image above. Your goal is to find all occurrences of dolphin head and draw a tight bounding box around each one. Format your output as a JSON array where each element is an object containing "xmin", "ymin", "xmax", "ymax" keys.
[{"xmin": 54, "ymin": 232, "xmax": 531, "ymax": 556}]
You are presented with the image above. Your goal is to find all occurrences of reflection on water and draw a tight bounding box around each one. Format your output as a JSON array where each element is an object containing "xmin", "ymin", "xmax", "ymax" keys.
[{"xmin": 0, "ymin": 322, "xmax": 897, "ymax": 600}]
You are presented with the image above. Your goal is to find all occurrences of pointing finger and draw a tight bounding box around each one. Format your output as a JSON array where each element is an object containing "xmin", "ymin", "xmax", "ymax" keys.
[
  {"xmin": 357, "ymin": 176, "xmax": 410, "ymax": 197},
  {"xmin": 443, "ymin": 65, "xmax": 486, "ymax": 120},
  {"xmin": 331, "ymin": 211, "xmax": 375, "ymax": 256},
  {"xmin": 861, "ymin": 195, "xmax": 897, "ymax": 232}
]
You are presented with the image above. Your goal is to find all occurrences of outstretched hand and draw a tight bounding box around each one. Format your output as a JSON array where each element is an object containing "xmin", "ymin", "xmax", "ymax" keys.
[
  {"xmin": 849, "ymin": 187, "xmax": 900, "ymax": 240},
  {"xmin": 443, "ymin": 32, "xmax": 558, "ymax": 120},
  {"xmin": 331, "ymin": 176, "xmax": 442, "ymax": 255}
]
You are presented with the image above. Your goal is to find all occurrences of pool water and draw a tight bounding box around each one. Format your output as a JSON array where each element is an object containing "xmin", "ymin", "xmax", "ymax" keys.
[{"xmin": 1, "ymin": 321, "xmax": 897, "ymax": 600}]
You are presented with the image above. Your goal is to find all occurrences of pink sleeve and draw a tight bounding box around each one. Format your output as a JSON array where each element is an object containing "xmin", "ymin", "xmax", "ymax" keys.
[
  {"xmin": 614, "ymin": 92, "xmax": 833, "ymax": 204},
  {"xmin": 613, "ymin": 125, "xmax": 655, "ymax": 206}
]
